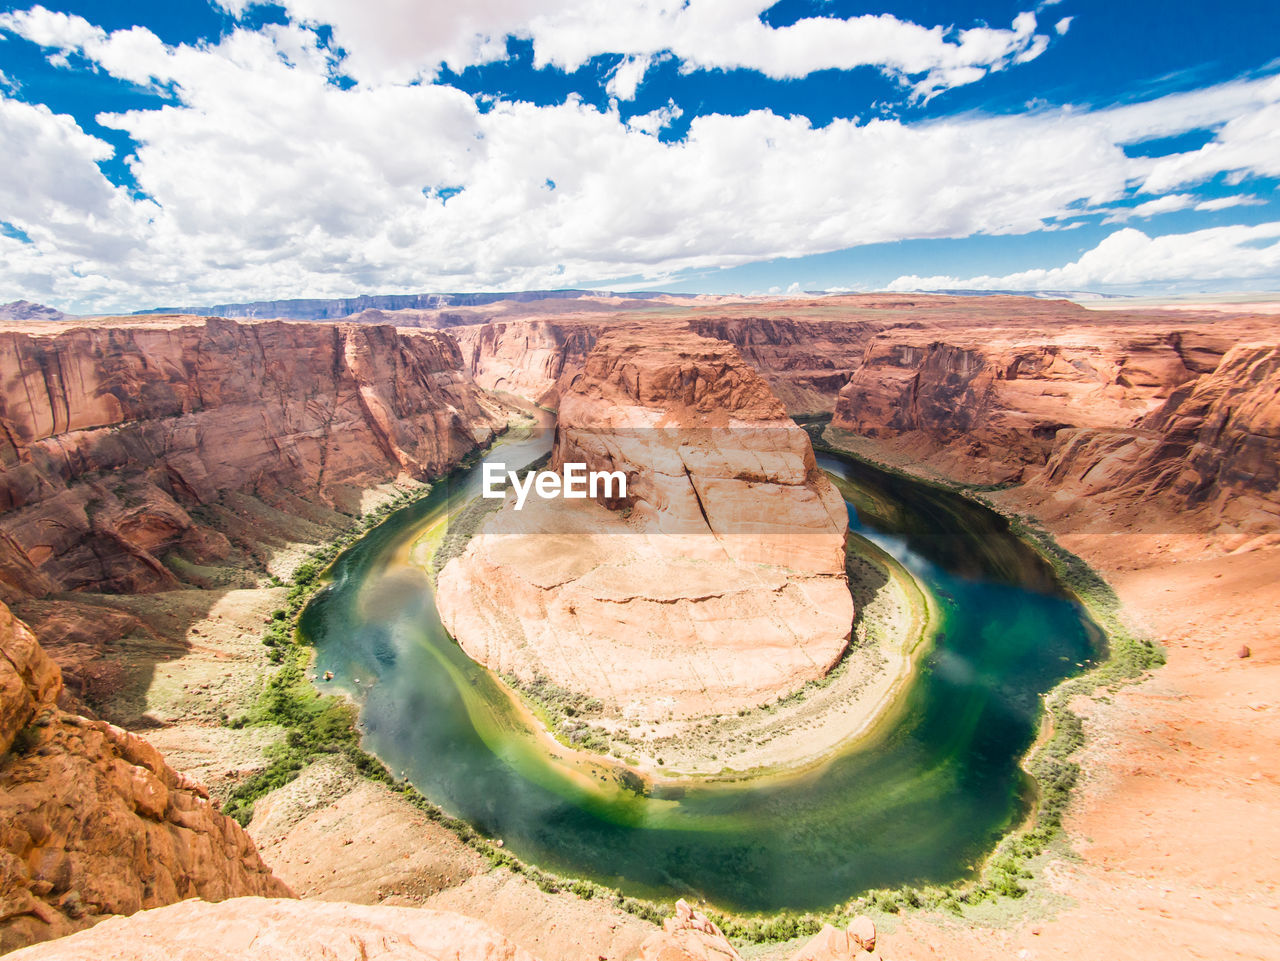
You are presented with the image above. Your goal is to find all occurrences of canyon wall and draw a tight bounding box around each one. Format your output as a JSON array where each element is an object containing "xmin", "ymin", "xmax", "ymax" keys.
[
  {"xmin": 685, "ymin": 314, "xmax": 877, "ymax": 414},
  {"xmin": 1036, "ymin": 342, "xmax": 1280, "ymax": 537},
  {"xmin": 451, "ymin": 319, "xmax": 600, "ymax": 402},
  {"xmin": 0, "ymin": 600, "xmax": 291, "ymax": 952},
  {"xmin": 829, "ymin": 313, "xmax": 1279, "ymax": 537},
  {"xmin": 446, "ymin": 295, "xmax": 1278, "ymax": 541},
  {"xmin": 450, "ymin": 311, "xmax": 877, "ymax": 414},
  {"xmin": 0, "ymin": 317, "xmax": 503, "ymax": 603}
]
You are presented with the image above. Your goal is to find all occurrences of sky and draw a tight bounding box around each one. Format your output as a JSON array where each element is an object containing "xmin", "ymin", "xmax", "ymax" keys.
[{"xmin": 1, "ymin": 1, "xmax": 1279, "ymax": 313}]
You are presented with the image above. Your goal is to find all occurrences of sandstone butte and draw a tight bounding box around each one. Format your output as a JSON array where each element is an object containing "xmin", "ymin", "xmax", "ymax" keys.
[
  {"xmin": 436, "ymin": 324, "xmax": 852, "ymax": 725},
  {"xmin": 0, "ymin": 295, "xmax": 1276, "ymax": 960}
]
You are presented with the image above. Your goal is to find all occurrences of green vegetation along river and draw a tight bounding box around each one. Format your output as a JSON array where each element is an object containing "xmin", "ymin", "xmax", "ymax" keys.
[{"xmin": 302, "ymin": 427, "xmax": 1100, "ymax": 912}]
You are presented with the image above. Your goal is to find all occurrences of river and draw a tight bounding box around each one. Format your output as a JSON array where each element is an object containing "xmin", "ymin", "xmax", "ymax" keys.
[{"xmin": 301, "ymin": 426, "xmax": 1099, "ymax": 912}]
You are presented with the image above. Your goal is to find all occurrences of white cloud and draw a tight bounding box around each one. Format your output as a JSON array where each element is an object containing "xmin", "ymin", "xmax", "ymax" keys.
[
  {"xmin": 0, "ymin": 5, "xmax": 102, "ymax": 52},
  {"xmin": 1139, "ymin": 85, "xmax": 1280, "ymax": 193},
  {"xmin": 1054, "ymin": 16, "xmax": 1072, "ymax": 35},
  {"xmin": 0, "ymin": 8, "xmax": 1278, "ymax": 312},
  {"xmin": 606, "ymin": 53, "xmax": 655, "ymax": 101},
  {"xmin": 1195, "ymin": 194, "xmax": 1264, "ymax": 211},
  {"xmin": 215, "ymin": 0, "xmax": 1053, "ymax": 100},
  {"xmin": 888, "ymin": 223, "xmax": 1280, "ymax": 291},
  {"xmin": 1102, "ymin": 193, "xmax": 1196, "ymax": 223},
  {"xmin": 625, "ymin": 97, "xmax": 682, "ymax": 134}
]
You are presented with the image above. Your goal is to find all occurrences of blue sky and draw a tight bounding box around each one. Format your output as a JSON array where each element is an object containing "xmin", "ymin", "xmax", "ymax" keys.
[{"xmin": 1, "ymin": 1, "xmax": 1278, "ymax": 312}]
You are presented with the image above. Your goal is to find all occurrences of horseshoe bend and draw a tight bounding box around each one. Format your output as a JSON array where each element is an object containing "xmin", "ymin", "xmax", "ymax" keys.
[{"xmin": 0, "ymin": 293, "xmax": 1275, "ymax": 960}]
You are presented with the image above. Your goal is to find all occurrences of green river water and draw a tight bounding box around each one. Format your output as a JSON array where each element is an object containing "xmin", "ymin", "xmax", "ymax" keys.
[{"xmin": 302, "ymin": 427, "xmax": 1100, "ymax": 913}]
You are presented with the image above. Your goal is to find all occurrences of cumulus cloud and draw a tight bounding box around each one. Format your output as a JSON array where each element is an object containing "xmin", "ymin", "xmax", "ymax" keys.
[
  {"xmin": 0, "ymin": 7, "xmax": 1278, "ymax": 312},
  {"xmin": 215, "ymin": 0, "xmax": 1053, "ymax": 99},
  {"xmin": 606, "ymin": 53, "xmax": 655, "ymax": 102},
  {"xmin": 887, "ymin": 223, "xmax": 1280, "ymax": 291},
  {"xmin": 1138, "ymin": 79, "xmax": 1280, "ymax": 192},
  {"xmin": 625, "ymin": 97, "xmax": 682, "ymax": 134}
]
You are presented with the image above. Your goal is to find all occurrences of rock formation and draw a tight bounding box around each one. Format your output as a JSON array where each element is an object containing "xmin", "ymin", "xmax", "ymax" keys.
[
  {"xmin": 639, "ymin": 900, "xmax": 741, "ymax": 961},
  {"xmin": 637, "ymin": 900, "xmax": 881, "ymax": 961},
  {"xmin": 452, "ymin": 318, "xmax": 600, "ymax": 402},
  {"xmin": 0, "ymin": 600, "xmax": 291, "ymax": 953},
  {"xmin": 1038, "ymin": 343, "xmax": 1280, "ymax": 534},
  {"xmin": 5, "ymin": 896, "xmax": 537, "ymax": 960},
  {"xmin": 437, "ymin": 325, "xmax": 851, "ymax": 725},
  {"xmin": 0, "ymin": 316, "xmax": 502, "ymax": 602},
  {"xmin": 828, "ymin": 306, "xmax": 1280, "ymax": 538},
  {"xmin": 1, "ymin": 294, "xmax": 1276, "ymax": 960}
]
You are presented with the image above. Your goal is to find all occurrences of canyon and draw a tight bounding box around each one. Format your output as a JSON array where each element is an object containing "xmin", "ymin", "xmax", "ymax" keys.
[{"xmin": 0, "ymin": 295, "xmax": 1276, "ymax": 960}]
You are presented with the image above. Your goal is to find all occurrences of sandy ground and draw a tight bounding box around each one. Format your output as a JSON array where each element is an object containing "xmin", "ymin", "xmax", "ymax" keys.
[
  {"xmin": 246, "ymin": 756, "xmax": 658, "ymax": 959},
  {"xmin": 1081, "ymin": 294, "xmax": 1280, "ymax": 313}
]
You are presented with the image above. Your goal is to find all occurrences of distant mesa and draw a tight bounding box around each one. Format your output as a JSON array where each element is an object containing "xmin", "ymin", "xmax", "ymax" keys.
[
  {"xmin": 0, "ymin": 300, "xmax": 65, "ymax": 322},
  {"xmin": 131, "ymin": 288, "xmax": 674, "ymax": 322}
]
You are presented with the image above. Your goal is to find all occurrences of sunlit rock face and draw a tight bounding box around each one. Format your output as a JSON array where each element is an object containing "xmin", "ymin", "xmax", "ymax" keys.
[
  {"xmin": 0, "ymin": 601, "xmax": 292, "ymax": 954},
  {"xmin": 0, "ymin": 316, "xmax": 503, "ymax": 603},
  {"xmin": 437, "ymin": 324, "xmax": 852, "ymax": 725}
]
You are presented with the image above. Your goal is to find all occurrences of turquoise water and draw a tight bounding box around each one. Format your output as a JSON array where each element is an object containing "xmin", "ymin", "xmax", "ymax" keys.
[{"xmin": 302, "ymin": 432, "xmax": 1099, "ymax": 912}]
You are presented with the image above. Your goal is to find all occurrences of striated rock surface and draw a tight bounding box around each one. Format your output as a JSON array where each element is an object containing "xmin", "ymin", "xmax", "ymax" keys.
[
  {"xmin": 0, "ymin": 600, "xmax": 291, "ymax": 953},
  {"xmin": 687, "ymin": 313, "xmax": 876, "ymax": 414},
  {"xmin": 828, "ymin": 306, "xmax": 1280, "ymax": 537},
  {"xmin": 1038, "ymin": 343, "xmax": 1280, "ymax": 533},
  {"xmin": 0, "ymin": 316, "xmax": 502, "ymax": 602},
  {"xmin": 437, "ymin": 325, "xmax": 851, "ymax": 725},
  {"xmin": 6, "ymin": 896, "xmax": 538, "ymax": 960},
  {"xmin": 452, "ymin": 318, "xmax": 599, "ymax": 403},
  {"xmin": 450, "ymin": 299, "xmax": 1279, "ymax": 534}
]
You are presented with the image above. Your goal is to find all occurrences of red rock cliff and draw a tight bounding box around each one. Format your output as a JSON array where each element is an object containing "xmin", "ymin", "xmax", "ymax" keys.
[
  {"xmin": 0, "ymin": 317, "xmax": 502, "ymax": 602},
  {"xmin": 829, "ymin": 313, "xmax": 1279, "ymax": 537}
]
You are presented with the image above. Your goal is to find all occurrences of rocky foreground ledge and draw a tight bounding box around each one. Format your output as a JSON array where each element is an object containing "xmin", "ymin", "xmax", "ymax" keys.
[
  {"xmin": 5, "ymin": 896, "xmax": 884, "ymax": 961},
  {"xmin": 436, "ymin": 325, "xmax": 854, "ymax": 732},
  {"xmin": 0, "ymin": 601, "xmax": 291, "ymax": 952}
]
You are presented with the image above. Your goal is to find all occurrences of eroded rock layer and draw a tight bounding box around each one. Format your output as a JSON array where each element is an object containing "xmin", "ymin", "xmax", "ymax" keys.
[
  {"xmin": 0, "ymin": 601, "xmax": 291, "ymax": 953},
  {"xmin": 0, "ymin": 316, "xmax": 502, "ymax": 603},
  {"xmin": 437, "ymin": 325, "xmax": 851, "ymax": 724},
  {"xmin": 828, "ymin": 310, "xmax": 1280, "ymax": 536}
]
